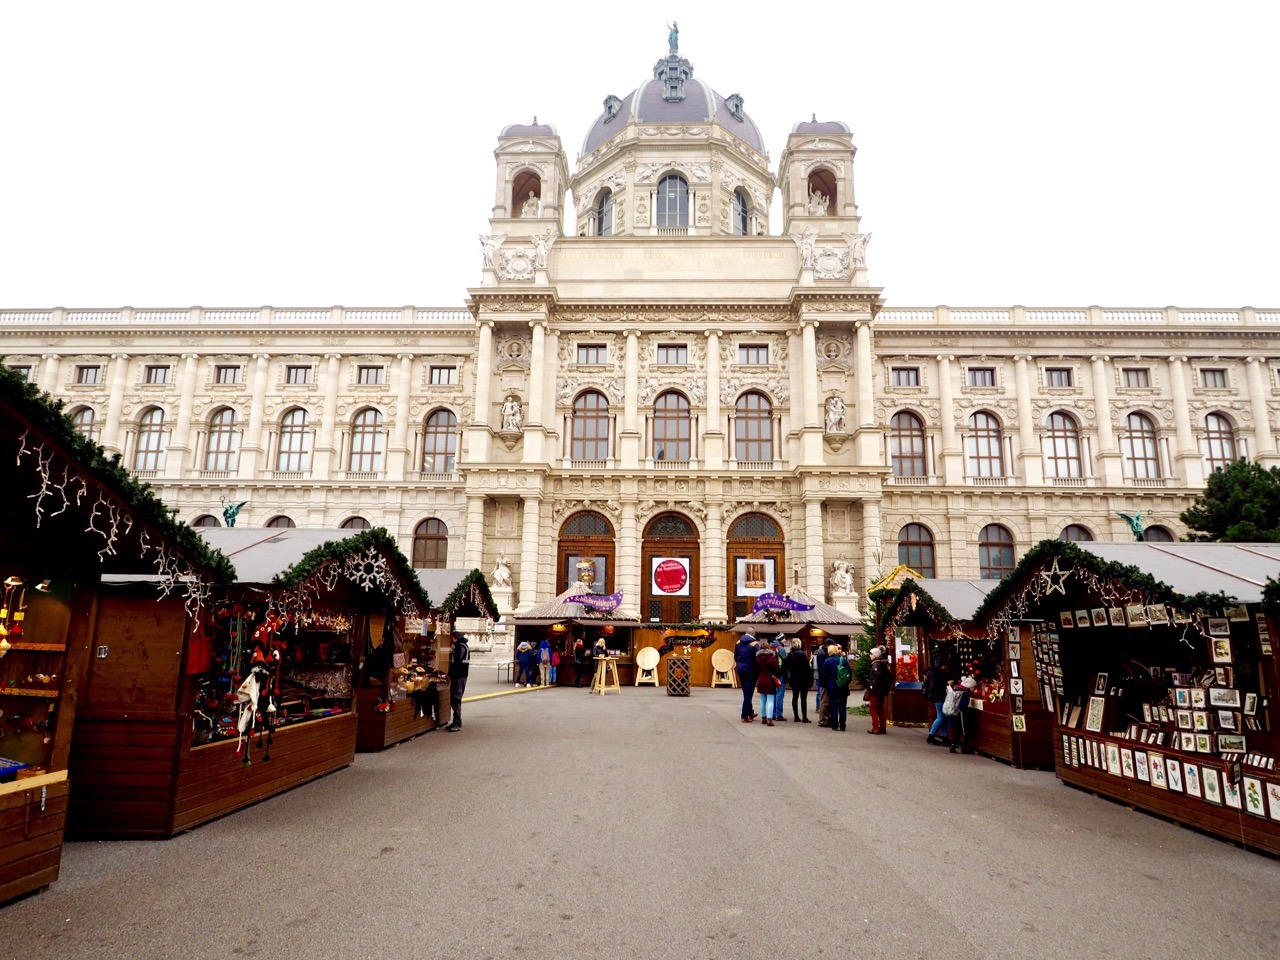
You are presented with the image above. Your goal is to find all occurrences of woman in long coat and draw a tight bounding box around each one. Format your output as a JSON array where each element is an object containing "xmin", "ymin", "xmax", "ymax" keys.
[
  {"xmin": 784, "ymin": 642, "xmax": 813, "ymax": 722},
  {"xmin": 754, "ymin": 644, "xmax": 780, "ymax": 727}
]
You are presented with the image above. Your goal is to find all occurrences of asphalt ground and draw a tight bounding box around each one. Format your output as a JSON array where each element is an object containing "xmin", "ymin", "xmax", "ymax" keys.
[{"xmin": 3, "ymin": 677, "xmax": 1278, "ymax": 960}]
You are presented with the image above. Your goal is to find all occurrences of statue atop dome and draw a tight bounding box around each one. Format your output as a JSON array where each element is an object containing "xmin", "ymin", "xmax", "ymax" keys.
[{"xmin": 667, "ymin": 20, "xmax": 679, "ymax": 55}]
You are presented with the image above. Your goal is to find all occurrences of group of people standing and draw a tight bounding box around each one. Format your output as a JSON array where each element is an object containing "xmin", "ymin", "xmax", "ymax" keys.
[
  {"xmin": 921, "ymin": 659, "xmax": 977, "ymax": 753},
  {"xmin": 514, "ymin": 638, "xmax": 560, "ymax": 687}
]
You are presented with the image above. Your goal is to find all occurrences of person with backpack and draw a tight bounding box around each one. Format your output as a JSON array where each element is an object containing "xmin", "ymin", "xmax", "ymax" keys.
[
  {"xmin": 866, "ymin": 645, "xmax": 893, "ymax": 735},
  {"xmin": 537, "ymin": 639, "xmax": 553, "ymax": 686},
  {"xmin": 820, "ymin": 644, "xmax": 851, "ymax": 732},
  {"xmin": 922, "ymin": 657, "xmax": 950, "ymax": 745},
  {"xmin": 735, "ymin": 633, "xmax": 760, "ymax": 722},
  {"xmin": 813, "ymin": 643, "xmax": 830, "ymax": 726},
  {"xmin": 754, "ymin": 641, "xmax": 781, "ymax": 727},
  {"xmin": 943, "ymin": 676, "xmax": 977, "ymax": 753}
]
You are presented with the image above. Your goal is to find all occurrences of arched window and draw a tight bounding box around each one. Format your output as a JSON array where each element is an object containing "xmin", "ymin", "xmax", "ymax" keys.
[
  {"xmin": 413, "ymin": 518, "xmax": 449, "ymax": 569},
  {"xmin": 727, "ymin": 512, "xmax": 785, "ymax": 620},
  {"xmin": 276, "ymin": 408, "xmax": 311, "ymax": 473},
  {"xmin": 653, "ymin": 391, "xmax": 690, "ymax": 462},
  {"xmin": 1060, "ymin": 524, "xmax": 1093, "ymax": 542},
  {"xmin": 806, "ymin": 169, "xmax": 837, "ymax": 213},
  {"xmin": 558, "ymin": 511, "xmax": 615, "ymax": 596},
  {"xmin": 204, "ymin": 407, "xmax": 239, "ymax": 472},
  {"xmin": 898, "ymin": 523, "xmax": 935, "ymax": 578},
  {"xmin": 731, "ymin": 189, "xmax": 749, "ymax": 236},
  {"xmin": 571, "ymin": 391, "xmax": 610, "ymax": 461},
  {"xmin": 423, "ymin": 409, "xmax": 457, "ymax": 474},
  {"xmin": 1201, "ymin": 412, "xmax": 1237, "ymax": 474},
  {"xmin": 978, "ymin": 524, "xmax": 1015, "ymax": 579},
  {"xmin": 890, "ymin": 412, "xmax": 927, "ymax": 477},
  {"xmin": 71, "ymin": 406, "xmax": 99, "ymax": 442},
  {"xmin": 596, "ymin": 189, "xmax": 613, "ymax": 237},
  {"xmin": 340, "ymin": 517, "xmax": 371, "ymax": 530},
  {"xmin": 1144, "ymin": 525, "xmax": 1176, "ymax": 543},
  {"xmin": 266, "ymin": 515, "xmax": 296, "ymax": 529},
  {"xmin": 349, "ymin": 408, "xmax": 384, "ymax": 473},
  {"xmin": 134, "ymin": 407, "xmax": 167, "ymax": 472},
  {"xmin": 512, "ymin": 169, "xmax": 542, "ymax": 217},
  {"xmin": 1044, "ymin": 411, "xmax": 1082, "ymax": 479},
  {"xmin": 1123, "ymin": 412, "xmax": 1161, "ymax": 479},
  {"xmin": 657, "ymin": 174, "xmax": 689, "ymax": 228},
  {"xmin": 735, "ymin": 392, "xmax": 773, "ymax": 462},
  {"xmin": 966, "ymin": 412, "xmax": 1004, "ymax": 478},
  {"xmin": 643, "ymin": 512, "xmax": 699, "ymax": 623},
  {"xmin": 192, "ymin": 514, "xmax": 220, "ymax": 528}
]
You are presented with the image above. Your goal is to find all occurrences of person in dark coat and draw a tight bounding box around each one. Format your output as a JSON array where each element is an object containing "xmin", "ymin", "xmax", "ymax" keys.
[
  {"xmin": 820, "ymin": 644, "xmax": 850, "ymax": 732},
  {"xmin": 514, "ymin": 640, "xmax": 534, "ymax": 687},
  {"xmin": 444, "ymin": 633, "xmax": 470, "ymax": 732},
  {"xmin": 923, "ymin": 658, "xmax": 950, "ymax": 745},
  {"xmin": 947, "ymin": 676, "xmax": 977, "ymax": 753},
  {"xmin": 866, "ymin": 645, "xmax": 893, "ymax": 734},
  {"xmin": 572, "ymin": 639, "xmax": 588, "ymax": 688},
  {"xmin": 734, "ymin": 634, "xmax": 760, "ymax": 722},
  {"xmin": 754, "ymin": 643, "xmax": 780, "ymax": 726},
  {"xmin": 814, "ymin": 643, "xmax": 831, "ymax": 726},
  {"xmin": 784, "ymin": 642, "xmax": 813, "ymax": 722}
]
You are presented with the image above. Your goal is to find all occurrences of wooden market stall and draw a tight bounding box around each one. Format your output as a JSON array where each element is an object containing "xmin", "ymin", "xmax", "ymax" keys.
[
  {"xmin": 512, "ymin": 582, "xmax": 639, "ymax": 686},
  {"xmin": 975, "ymin": 539, "xmax": 1280, "ymax": 855},
  {"xmin": 68, "ymin": 526, "xmax": 428, "ymax": 838},
  {"xmin": 0, "ymin": 366, "xmax": 232, "ymax": 902},
  {"xmin": 877, "ymin": 578, "xmax": 1055, "ymax": 767},
  {"xmin": 732, "ymin": 585, "xmax": 863, "ymax": 663}
]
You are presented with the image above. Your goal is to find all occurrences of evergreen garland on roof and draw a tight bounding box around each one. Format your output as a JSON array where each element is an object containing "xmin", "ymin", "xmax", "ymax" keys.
[
  {"xmin": 437, "ymin": 569, "xmax": 497, "ymax": 619},
  {"xmin": 272, "ymin": 527, "xmax": 430, "ymax": 613},
  {"xmin": 0, "ymin": 362, "xmax": 234, "ymax": 582},
  {"xmin": 877, "ymin": 579, "xmax": 961, "ymax": 632}
]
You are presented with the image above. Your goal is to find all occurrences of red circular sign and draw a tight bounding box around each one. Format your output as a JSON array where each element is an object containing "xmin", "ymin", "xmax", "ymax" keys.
[{"xmin": 653, "ymin": 559, "xmax": 688, "ymax": 594}]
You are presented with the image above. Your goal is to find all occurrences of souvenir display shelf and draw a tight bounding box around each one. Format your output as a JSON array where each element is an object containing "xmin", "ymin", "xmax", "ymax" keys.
[{"xmin": 356, "ymin": 621, "xmax": 445, "ymax": 751}]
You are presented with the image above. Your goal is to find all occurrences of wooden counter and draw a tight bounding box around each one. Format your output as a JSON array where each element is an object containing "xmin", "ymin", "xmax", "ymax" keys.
[{"xmin": 0, "ymin": 771, "xmax": 70, "ymax": 904}]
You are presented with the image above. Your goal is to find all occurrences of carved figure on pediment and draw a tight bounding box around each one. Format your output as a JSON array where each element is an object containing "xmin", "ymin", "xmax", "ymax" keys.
[
  {"xmin": 604, "ymin": 169, "xmax": 627, "ymax": 189},
  {"xmin": 766, "ymin": 379, "xmax": 790, "ymax": 404},
  {"xmin": 688, "ymin": 162, "xmax": 710, "ymax": 182},
  {"xmin": 720, "ymin": 378, "xmax": 742, "ymax": 404},
  {"xmin": 635, "ymin": 163, "xmax": 659, "ymax": 184},
  {"xmin": 688, "ymin": 379, "xmax": 706, "ymax": 406},
  {"xmin": 806, "ymin": 190, "xmax": 829, "ymax": 216},
  {"xmin": 557, "ymin": 379, "xmax": 578, "ymax": 405},
  {"xmin": 639, "ymin": 377, "xmax": 660, "ymax": 404},
  {"xmin": 604, "ymin": 378, "xmax": 625, "ymax": 405},
  {"xmin": 479, "ymin": 234, "xmax": 505, "ymax": 269}
]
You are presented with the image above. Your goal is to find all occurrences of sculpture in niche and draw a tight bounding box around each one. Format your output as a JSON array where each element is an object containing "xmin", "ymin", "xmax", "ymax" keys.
[
  {"xmin": 830, "ymin": 556, "xmax": 856, "ymax": 596},
  {"xmin": 479, "ymin": 234, "xmax": 505, "ymax": 269},
  {"xmin": 491, "ymin": 554, "xmax": 513, "ymax": 588},
  {"xmin": 845, "ymin": 232, "xmax": 871, "ymax": 269},
  {"xmin": 521, "ymin": 191, "xmax": 541, "ymax": 218},
  {"xmin": 806, "ymin": 190, "xmax": 829, "ymax": 216},
  {"xmin": 824, "ymin": 395, "xmax": 846, "ymax": 434},
  {"xmin": 501, "ymin": 395, "xmax": 524, "ymax": 431}
]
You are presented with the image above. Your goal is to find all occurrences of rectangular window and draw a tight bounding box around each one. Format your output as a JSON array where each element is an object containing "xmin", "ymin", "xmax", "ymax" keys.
[
  {"xmin": 429, "ymin": 366, "xmax": 458, "ymax": 385},
  {"xmin": 967, "ymin": 366, "xmax": 996, "ymax": 387},
  {"xmin": 1045, "ymin": 367, "xmax": 1073, "ymax": 388},
  {"xmin": 7, "ymin": 364, "xmax": 32, "ymax": 381},
  {"xmin": 1122, "ymin": 367, "xmax": 1151, "ymax": 389},
  {"xmin": 215, "ymin": 365, "xmax": 241, "ymax": 385},
  {"xmin": 357, "ymin": 365, "xmax": 385, "ymax": 385},
  {"xmin": 891, "ymin": 367, "xmax": 920, "ymax": 387},
  {"xmin": 657, "ymin": 344, "xmax": 688, "ymax": 365},
  {"xmin": 286, "ymin": 365, "xmax": 313, "ymax": 385},
  {"xmin": 75, "ymin": 365, "xmax": 102, "ymax": 385},
  {"xmin": 577, "ymin": 344, "xmax": 606, "ymax": 365},
  {"xmin": 738, "ymin": 344, "xmax": 769, "ymax": 365},
  {"xmin": 1200, "ymin": 368, "xmax": 1227, "ymax": 389},
  {"xmin": 144, "ymin": 365, "xmax": 169, "ymax": 384}
]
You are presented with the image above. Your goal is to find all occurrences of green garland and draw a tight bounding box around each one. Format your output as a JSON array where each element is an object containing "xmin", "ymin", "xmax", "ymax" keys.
[
  {"xmin": 436, "ymin": 568, "xmax": 497, "ymax": 619},
  {"xmin": 972, "ymin": 538, "xmax": 1235, "ymax": 625},
  {"xmin": 272, "ymin": 527, "xmax": 430, "ymax": 612},
  {"xmin": 877, "ymin": 579, "xmax": 963, "ymax": 634},
  {"xmin": 1, "ymin": 363, "xmax": 234, "ymax": 582}
]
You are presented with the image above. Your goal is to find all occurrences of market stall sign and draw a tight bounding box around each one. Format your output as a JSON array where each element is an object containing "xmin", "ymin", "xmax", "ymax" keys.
[
  {"xmin": 564, "ymin": 591, "xmax": 624, "ymax": 612},
  {"xmin": 752, "ymin": 592, "xmax": 815, "ymax": 613}
]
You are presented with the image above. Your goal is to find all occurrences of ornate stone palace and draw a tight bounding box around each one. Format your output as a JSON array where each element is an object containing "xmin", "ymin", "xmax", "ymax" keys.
[{"xmin": 3, "ymin": 38, "xmax": 1278, "ymax": 622}]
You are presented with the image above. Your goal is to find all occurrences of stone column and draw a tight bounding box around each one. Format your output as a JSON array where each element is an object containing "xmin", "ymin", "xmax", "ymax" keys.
[
  {"xmin": 464, "ymin": 494, "xmax": 486, "ymax": 571},
  {"xmin": 1013, "ymin": 355, "xmax": 1043, "ymax": 485},
  {"xmin": 704, "ymin": 330, "xmax": 724, "ymax": 469},
  {"xmin": 1090, "ymin": 356, "xmax": 1123, "ymax": 485},
  {"xmin": 936, "ymin": 354, "xmax": 963, "ymax": 483},
  {"xmin": 39, "ymin": 354, "xmax": 61, "ymax": 394},
  {"xmin": 516, "ymin": 496, "xmax": 542, "ymax": 611},
  {"xmin": 167, "ymin": 354, "xmax": 200, "ymax": 478},
  {"xmin": 617, "ymin": 501, "xmax": 641, "ymax": 619},
  {"xmin": 470, "ymin": 321, "xmax": 494, "ymax": 462},
  {"xmin": 701, "ymin": 501, "xmax": 727, "ymax": 621},
  {"xmin": 853, "ymin": 320, "xmax": 877, "ymax": 463},
  {"xmin": 523, "ymin": 322, "xmax": 546, "ymax": 462},
  {"xmin": 804, "ymin": 498, "xmax": 825, "ymax": 598},
  {"xmin": 389, "ymin": 353, "xmax": 414, "ymax": 481},
  {"xmin": 800, "ymin": 320, "xmax": 822, "ymax": 463},
  {"xmin": 621, "ymin": 329, "xmax": 640, "ymax": 467},
  {"xmin": 1166, "ymin": 356, "xmax": 1200, "ymax": 485},
  {"xmin": 860, "ymin": 498, "xmax": 882, "ymax": 597},
  {"xmin": 315, "ymin": 354, "xmax": 343, "ymax": 477},
  {"xmin": 1246, "ymin": 357, "xmax": 1278, "ymax": 465},
  {"xmin": 239, "ymin": 353, "xmax": 270, "ymax": 479},
  {"xmin": 100, "ymin": 354, "xmax": 130, "ymax": 455}
]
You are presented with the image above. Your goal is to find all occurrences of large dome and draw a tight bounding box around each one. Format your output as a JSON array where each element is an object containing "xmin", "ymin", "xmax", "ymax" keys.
[{"xmin": 581, "ymin": 52, "xmax": 766, "ymax": 157}]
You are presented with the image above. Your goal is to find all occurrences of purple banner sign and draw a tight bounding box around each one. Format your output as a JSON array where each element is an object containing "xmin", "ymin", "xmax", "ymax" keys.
[
  {"xmin": 752, "ymin": 592, "xmax": 815, "ymax": 613},
  {"xmin": 565, "ymin": 590, "xmax": 624, "ymax": 612}
]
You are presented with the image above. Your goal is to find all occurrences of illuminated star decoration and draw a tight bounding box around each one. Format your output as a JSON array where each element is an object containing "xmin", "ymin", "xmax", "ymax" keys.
[{"xmin": 1040, "ymin": 557, "xmax": 1072, "ymax": 595}]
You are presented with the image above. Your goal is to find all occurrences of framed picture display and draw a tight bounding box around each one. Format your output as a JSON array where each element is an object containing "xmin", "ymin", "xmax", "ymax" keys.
[
  {"xmin": 1149, "ymin": 752, "xmax": 1168, "ymax": 789},
  {"xmin": 1255, "ymin": 613, "xmax": 1271, "ymax": 640},
  {"xmin": 1192, "ymin": 710, "xmax": 1210, "ymax": 732},
  {"xmin": 1075, "ymin": 609, "xmax": 1090, "ymax": 628},
  {"xmin": 1094, "ymin": 673, "xmax": 1109, "ymax": 695},
  {"xmin": 1223, "ymin": 778, "xmax": 1243, "ymax": 809},
  {"xmin": 1012, "ymin": 714, "xmax": 1027, "ymax": 733},
  {"xmin": 1183, "ymin": 762, "xmax": 1202, "ymax": 797},
  {"xmin": 1061, "ymin": 734, "xmax": 1072, "ymax": 763},
  {"xmin": 1243, "ymin": 692, "xmax": 1258, "ymax": 716},
  {"xmin": 1211, "ymin": 637, "xmax": 1233, "ymax": 664},
  {"xmin": 1091, "ymin": 608, "xmax": 1108, "ymax": 627},
  {"xmin": 1224, "ymin": 605, "xmax": 1249, "ymax": 622},
  {"xmin": 1120, "ymin": 747, "xmax": 1135, "ymax": 778},
  {"xmin": 1125, "ymin": 604, "xmax": 1147, "ymax": 627},
  {"xmin": 1008, "ymin": 660, "xmax": 1020, "ymax": 679},
  {"xmin": 1009, "ymin": 677, "xmax": 1024, "ymax": 696},
  {"xmin": 1179, "ymin": 732, "xmax": 1197, "ymax": 752},
  {"xmin": 1135, "ymin": 750, "xmax": 1151, "ymax": 782},
  {"xmin": 1206, "ymin": 617, "xmax": 1231, "ymax": 636},
  {"xmin": 1070, "ymin": 738, "xmax": 1080, "ymax": 766},
  {"xmin": 1201, "ymin": 767, "xmax": 1223, "ymax": 805},
  {"xmin": 1165, "ymin": 757, "xmax": 1184, "ymax": 792},
  {"xmin": 1173, "ymin": 688, "xmax": 1190, "ymax": 707},
  {"xmin": 1090, "ymin": 740, "xmax": 1101, "ymax": 767},
  {"xmin": 1012, "ymin": 695, "xmax": 1024, "ymax": 714},
  {"xmin": 1243, "ymin": 776, "xmax": 1266, "ymax": 817},
  {"xmin": 1176, "ymin": 709, "xmax": 1193, "ymax": 730},
  {"xmin": 1262, "ymin": 642, "xmax": 1275, "ymax": 657},
  {"xmin": 1146, "ymin": 604, "xmax": 1170, "ymax": 625},
  {"xmin": 1108, "ymin": 607, "xmax": 1125, "ymax": 626},
  {"xmin": 1084, "ymin": 696, "xmax": 1107, "ymax": 733},
  {"xmin": 1160, "ymin": 705, "xmax": 1173, "ymax": 723},
  {"xmin": 1217, "ymin": 733, "xmax": 1246, "ymax": 754},
  {"xmin": 1008, "ymin": 642, "xmax": 1021, "ymax": 661},
  {"xmin": 1190, "ymin": 688, "xmax": 1207, "ymax": 709},
  {"xmin": 1266, "ymin": 782, "xmax": 1280, "ymax": 822},
  {"xmin": 1106, "ymin": 743, "xmax": 1122, "ymax": 776},
  {"xmin": 1217, "ymin": 710, "xmax": 1238, "ymax": 732},
  {"xmin": 1142, "ymin": 703, "xmax": 1153, "ymax": 722},
  {"xmin": 1060, "ymin": 610, "xmax": 1074, "ymax": 629},
  {"xmin": 1214, "ymin": 667, "xmax": 1234, "ymax": 686},
  {"xmin": 1208, "ymin": 687, "xmax": 1241, "ymax": 709}
]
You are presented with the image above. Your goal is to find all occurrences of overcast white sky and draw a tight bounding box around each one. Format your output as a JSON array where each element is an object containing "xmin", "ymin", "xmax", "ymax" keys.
[{"xmin": 2, "ymin": 1, "xmax": 1278, "ymax": 310}]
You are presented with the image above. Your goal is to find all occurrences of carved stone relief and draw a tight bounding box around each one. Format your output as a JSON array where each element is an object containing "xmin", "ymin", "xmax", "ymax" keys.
[{"xmin": 496, "ymin": 335, "xmax": 532, "ymax": 369}]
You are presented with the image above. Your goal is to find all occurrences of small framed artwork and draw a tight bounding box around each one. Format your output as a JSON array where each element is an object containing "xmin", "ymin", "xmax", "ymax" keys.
[
  {"xmin": 1120, "ymin": 747, "xmax": 1135, "ymax": 778},
  {"xmin": 1179, "ymin": 732, "xmax": 1197, "ymax": 752},
  {"xmin": 1070, "ymin": 739, "xmax": 1080, "ymax": 766},
  {"xmin": 1214, "ymin": 667, "xmax": 1234, "ymax": 686},
  {"xmin": 1261, "ymin": 642, "xmax": 1274, "ymax": 657},
  {"xmin": 1108, "ymin": 607, "xmax": 1125, "ymax": 627},
  {"xmin": 1174, "ymin": 688, "xmax": 1190, "ymax": 708},
  {"xmin": 1211, "ymin": 637, "xmax": 1233, "ymax": 664},
  {"xmin": 1223, "ymin": 778, "xmax": 1242, "ymax": 809},
  {"xmin": 1142, "ymin": 703, "xmax": 1153, "ymax": 722},
  {"xmin": 1060, "ymin": 610, "xmax": 1074, "ymax": 629},
  {"xmin": 1165, "ymin": 757, "xmax": 1184, "ymax": 792},
  {"xmin": 1042, "ymin": 689, "xmax": 1055, "ymax": 714},
  {"xmin": 1135, "ymin": 750, "xmax": 1151, "ymax": 782},
  {"xmin": 1094, "ymin": 673, "xmax": 1109, "ymax": 695},
  {"xmin": 1267, "ymin": 783, "xmax": 1280, "ymax": 822},
  {"xmin": 1012, "ymin": 714, "xmax": 1027, "ymax": 733},
  {"xmin": 1091, "ymin": 608, "xmax": 1108, "ymax": 627},
  {"xmin": 1061, "ymin": 734, "xmax": 1071, "ymax": 763},
  {"xmin": 1161, "ymin": 705, "xmax": 1173, "ymax": 723},
  {"xmin": 1243, "ymin": 693, "xmax": 1258, "ymax": 716},
  {"xmin": 1106, "ymin": 743, "xmax": 1122, "ymax": 776},
  {"xmin": 1195, "ymin": 733, "xmax": 1213, "ymax": 754},
  {"xmin": 1008, "ymin": 661, "xmax": 1020, "ymax": 679},
  {"xmin": 1208, "ymin": 687, "xmax": 1241, "ymax": 709},
  {"xmin": 1171, "ymin": 672, "xmax": 1193, "ymax": 686},
  {"xmin": 1201, "ymin": 767, "xmax": 1223, "ymax": 805},
  {"xmin": 1125, "ymin": 604, "xmax": 1148, "ymax": 627},
  {"xmin": 1176, "ymin": 709, "xmax": 1193, "ymax": 730},
  {"xmin": 1192, "ymin": 710, "xmax": 1210, "ymax": 732},
  {"xmin": 1183, "ymin": 762, "xmax": 1202, "ymax": 798},
  {"xmin": 1084, "ymin": 696, "xmax": 1107, "ymax": 733},
  {"xmin": 1243, "ymin": 777, "xmax": 1266, "ymax": 817},
  {"xmin": 1075, "ymin": 609, "xmax": 1090, "ymax": 628},
  {"xmin": 1217, "ymin": 733, "xmax": 1246, "ymax": 754},
  {"xmin": 1224, "ymin": 604, "xmax": 1249, "ymax": 622},
  {"xmin": 1149, "ymin": 752, "xmax": 1168, "ymax": 789},
  {"xmin": 1009, "ymin": 677, "xmax": 1024, "ymax": 696},
  {"xmin": 1217, "ymin": 710, "xmax": 1238, "ymax": 732},
  {"xmin": 1007, "ymin": 642, "xmax": 1021, "ymax": 661},
  {"xmin": 1125, "ymin": 722, "xmax": 1140, "ymax": 740},
  {"xmin": 1090, "ymin": 740, "xmax": 1101, "ymax": 767},
  {"xmin": 1146, "ymin": 605, "xmax": 1170, "ymax": 625},
  {"xmin": 1190, "ymin": 688, "xmax": 1207, "ymax": 709},
  {"xmin": 1012, "ymin": 695, "xmax": 1024, "ymax": 713},
  {"xmin": 1207, "ymin": 617, "xmax": 1231, "ymax": 636}
]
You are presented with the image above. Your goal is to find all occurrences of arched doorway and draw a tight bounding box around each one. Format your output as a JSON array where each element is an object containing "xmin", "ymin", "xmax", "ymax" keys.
[
  {"xmin": 642, "ymin": 512, "xmax": 700, "ymax": 624},
  {"xmin": 727, "ymin": 512, "xmax": 785, "ymax": 620},
  {"xmin": 557, "ymin": 511, "xmax": 616, "ymax": 594}
]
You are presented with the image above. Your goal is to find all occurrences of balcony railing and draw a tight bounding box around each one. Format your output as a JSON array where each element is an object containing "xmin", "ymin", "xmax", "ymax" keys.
[{"xmin": 967, "ymin": 476, "xmax": 1009, "ymax": 486}]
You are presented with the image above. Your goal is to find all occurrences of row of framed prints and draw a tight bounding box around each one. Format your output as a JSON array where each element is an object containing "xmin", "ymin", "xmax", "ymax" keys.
[
  {"xmin": 1062, "ymin": 734, "xmax": 1280, "ymax": 819},
  {"xmin": 1055, "ymin": 607, "xmax": 1274, "ymax": 657}
]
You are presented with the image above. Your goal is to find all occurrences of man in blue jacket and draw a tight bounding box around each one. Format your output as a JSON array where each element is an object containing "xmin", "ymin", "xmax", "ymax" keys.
[{"xmin": 735, "ymin": 633, "xmax": 760, "ymax": 722}]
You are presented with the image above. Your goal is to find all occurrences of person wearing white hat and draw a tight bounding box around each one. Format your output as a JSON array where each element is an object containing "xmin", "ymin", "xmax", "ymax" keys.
[
  {"xmin": 866, "ymin": 645, "xmax": 893, "ymax": 734},
  {"xmin": 945, "ymin": 676, "xmax": 978, "ymax": 753}
]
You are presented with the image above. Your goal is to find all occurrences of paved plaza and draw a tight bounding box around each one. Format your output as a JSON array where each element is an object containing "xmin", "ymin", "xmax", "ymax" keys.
[{"xmin": 4, "ymin": 679, "xmax": 1277, "ymax": 960}]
